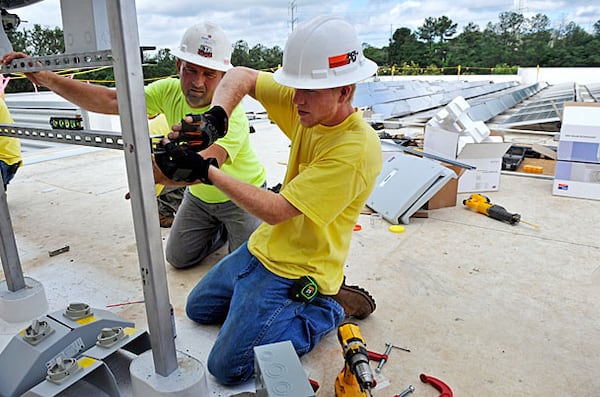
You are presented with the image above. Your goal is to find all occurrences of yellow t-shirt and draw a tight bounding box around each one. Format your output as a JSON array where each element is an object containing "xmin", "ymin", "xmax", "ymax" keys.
[
  {"xmin": 144, "ymin": 78, "xmax": 266, "ymax": 203},
  {"xmin": 248, "ymin": 72, "xmax": 382, "ymax": 294},
  {"xmin": 0, "ymin": 99, "xmax": 21, "ymax": 166}
]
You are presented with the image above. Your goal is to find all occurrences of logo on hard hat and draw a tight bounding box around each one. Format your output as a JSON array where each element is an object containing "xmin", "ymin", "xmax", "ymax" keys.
[
  {"xmin": 197, "ymin": 35, "xmax": 215, "ymax": 58},
  {"xmin": 328, "ymin": 50, "xmax": 358, "ymax": 69}
]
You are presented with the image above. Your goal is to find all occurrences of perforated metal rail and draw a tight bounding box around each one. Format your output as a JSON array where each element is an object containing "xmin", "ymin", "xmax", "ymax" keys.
[
  {"xmin": 0, "ymin": 123, "xmax": 126, "ymax": 150},
  {"xmin": 0, "ymin": 50, "xmax": 113, "ymax": 73}
]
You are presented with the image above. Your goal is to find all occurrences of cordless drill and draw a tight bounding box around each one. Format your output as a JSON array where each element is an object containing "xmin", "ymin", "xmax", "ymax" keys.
[
  {"xmin": 335, "ymin": 322, "xmax": 375, "ymax": 397},
  {"xmin": 462, "ymin": 194, "xmax": 521, "ymax": 225}
]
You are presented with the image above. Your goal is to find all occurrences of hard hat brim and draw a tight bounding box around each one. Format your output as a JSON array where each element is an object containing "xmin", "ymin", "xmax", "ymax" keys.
[{"xmin": 273, "ymin": 58, "xmax": 378, "ymax": 89}]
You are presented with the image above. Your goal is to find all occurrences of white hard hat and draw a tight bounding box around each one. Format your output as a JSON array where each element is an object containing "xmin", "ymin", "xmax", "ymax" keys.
[
  {"xmin": 171, "ymin": 21, "xmax": 233, "ymax": 72},
  {"xmin": 273, "ymin": 16, "xmax": 378, "ymax": 89}
]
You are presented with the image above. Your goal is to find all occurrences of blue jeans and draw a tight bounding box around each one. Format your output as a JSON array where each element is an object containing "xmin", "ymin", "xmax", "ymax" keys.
[
  {"xmin": 185, "ymin": 242, "xmax": 345, "ymax": 385},
  {"xmin": 166, "ymin": 188, "xmax": 262, "ymax": 269},
  {"xmin": 0, "ymin": 160, "xmax": 19, "ymax": 190}
]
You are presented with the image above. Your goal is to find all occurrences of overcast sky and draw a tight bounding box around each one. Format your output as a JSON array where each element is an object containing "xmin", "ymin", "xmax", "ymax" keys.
[{"xmin": 11, "ymin": 0, "xmax": 600, "ymax": 51}]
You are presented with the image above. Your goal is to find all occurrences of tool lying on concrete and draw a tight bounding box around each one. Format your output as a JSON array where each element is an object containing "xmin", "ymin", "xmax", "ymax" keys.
[
  {"xmin": 420, "ymin": 373, "xmax": 453, "ymax": 397},
  {"xmin": 462, "ymin": 193, "xmax": 539, "ymax": 229},
  {"xmin": 335, "ymin": 322, "xmax": 375, "ymax": 397},
  {"xmin": 375, "ymin": 342, "xmax": 411, "ymax": 373},
  {"xmin": 394, "ymin": 384, "xmax": 415, "ymax": 397}
]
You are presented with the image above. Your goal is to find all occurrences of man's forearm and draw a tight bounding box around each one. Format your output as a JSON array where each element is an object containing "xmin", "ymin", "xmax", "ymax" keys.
[
  {"xmin": 35, "ymin": 71, "xmax": 120, "ymax": 115},
  {"xmin": 211, "ymin": 67, "xmax": 259, "ymax": 116}
]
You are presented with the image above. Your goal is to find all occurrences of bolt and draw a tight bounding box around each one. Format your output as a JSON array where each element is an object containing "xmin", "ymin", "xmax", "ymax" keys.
[
  {"xmin": 396, "ymin": 384, "xmax": 415, "ymax": 397},
  {"xmin": 375, "ymin": 342, "xmax": 411, "ymax": 373}
]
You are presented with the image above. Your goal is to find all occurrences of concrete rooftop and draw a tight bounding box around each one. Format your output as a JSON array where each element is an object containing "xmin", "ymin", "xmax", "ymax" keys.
[{"xmin": 0, "ymin": 118, "xmax": 599, "ymax": 396}]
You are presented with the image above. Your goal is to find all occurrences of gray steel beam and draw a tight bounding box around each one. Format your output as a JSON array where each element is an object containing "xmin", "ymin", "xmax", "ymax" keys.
[{"xmin": 105, "ymin": 0, "xmax": 178, "ymax": 376}]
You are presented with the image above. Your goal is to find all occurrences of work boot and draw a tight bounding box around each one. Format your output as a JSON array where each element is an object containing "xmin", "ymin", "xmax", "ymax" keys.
[
  {"xmin": 159, "ymin": 214, "xmax": 174, "ymax": 228},
  {"xmin": 332, "ymin": 279, "xmax": 376, "ymax": 320}
]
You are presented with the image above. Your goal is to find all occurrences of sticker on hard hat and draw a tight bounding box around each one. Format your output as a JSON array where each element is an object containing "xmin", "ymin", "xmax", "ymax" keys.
[
  {"xmin": 328, "ymin": 50, "xmax": 358, "ymax": 69},
  {"xmin": 197, "ymin": 44, "xmax": 213, "ymax": 58}
]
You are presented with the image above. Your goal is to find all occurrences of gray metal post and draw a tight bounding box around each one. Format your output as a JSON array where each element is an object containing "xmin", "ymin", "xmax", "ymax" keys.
[
  {"xmin": 0, "ymin": 172, "xmax": 26, "ymax": 292},
  {"xmin": 105, "ymin": 0, "xmax": 178, "ymax": 376}
]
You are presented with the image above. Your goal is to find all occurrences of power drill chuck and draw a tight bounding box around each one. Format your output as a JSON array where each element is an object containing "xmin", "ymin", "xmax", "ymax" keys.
[
  {"xmin": 336, "ymin": 322, "xmax": 375, "ymax": 395},
  {"xmin": 345, "ymin": 341, "xmax": 374, "ymax": 390}
]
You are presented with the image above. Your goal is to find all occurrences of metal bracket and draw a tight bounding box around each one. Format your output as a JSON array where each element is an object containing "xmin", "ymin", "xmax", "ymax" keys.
[
  {"xmin": 63, "ymin": 302, "xmax": 93, "ymax": 321},
  {"xmin": 23, "ymin": 319, "xmax": 55, "ymax": 346}
]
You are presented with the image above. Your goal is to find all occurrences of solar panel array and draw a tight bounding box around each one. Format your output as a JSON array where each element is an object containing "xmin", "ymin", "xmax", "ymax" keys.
[
  {"xmin": 354, "ymin": 79, "xmax": 547, "ymax": 123},
  {"xmin": 501, "ymin": 82, "xmax": 576, "ymax": 127}
]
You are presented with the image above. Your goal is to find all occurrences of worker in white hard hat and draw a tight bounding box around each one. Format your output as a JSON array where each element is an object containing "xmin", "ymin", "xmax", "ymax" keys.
[
  {"xmin": 156, "ymin": 15, "xmax": 382, "ymax": 385},
  {"xmin": 2, "ymin": 22, "xmax": 267, "ymax": 268}
]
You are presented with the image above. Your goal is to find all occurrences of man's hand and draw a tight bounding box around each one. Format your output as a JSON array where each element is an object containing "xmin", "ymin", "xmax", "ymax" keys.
[
  {"xmin": 170, "ymin": 106, "xmax": 228, "ymax": 151},
  {"xmin": 1, "ymin": 51, "xmax": 44, "ymax": 86},
  {"xmin": 154, "ymin": 141, "xmax": 218, "ymax": 184}
]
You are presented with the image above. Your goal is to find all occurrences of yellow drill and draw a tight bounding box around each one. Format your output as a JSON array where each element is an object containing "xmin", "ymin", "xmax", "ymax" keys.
[
  {"xmin": 335, "ymin": 322, "xmax": 375, "ymax": 397},
  {"xmin": 462, "ymin": 194, "xmax": 521, "ymax": 224}
]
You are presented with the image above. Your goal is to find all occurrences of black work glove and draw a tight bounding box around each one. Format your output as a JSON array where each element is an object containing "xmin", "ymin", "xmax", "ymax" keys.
[
  {"xmin": 176, "ymin": 106, "xmax": 228, "ymax": 151},
  {"xmin": 154, "ymin": 141, "xmax": 218, "ymax": 184}
]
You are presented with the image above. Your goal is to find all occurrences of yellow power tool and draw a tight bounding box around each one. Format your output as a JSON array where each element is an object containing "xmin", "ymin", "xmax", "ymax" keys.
[
  {"xmin": 463, "ymin": 194, "xmax": 521, "ymax": 224},
  {"xmin": 335, "ymin": 322, "xmax": 375, "ymax": 397},
  {"xmin": 463, "ymin": 193, "xmax": 539, "ymax": 229}
]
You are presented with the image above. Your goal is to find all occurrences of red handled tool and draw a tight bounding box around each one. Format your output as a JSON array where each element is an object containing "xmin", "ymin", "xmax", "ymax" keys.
[{"xmin": 420, "ymin": 373, "xmax": 453, "ymax": 397}]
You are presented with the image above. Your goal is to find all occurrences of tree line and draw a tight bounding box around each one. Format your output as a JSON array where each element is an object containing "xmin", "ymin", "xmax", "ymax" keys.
[{"xmin": 3, "ymin": 11, "xmax": 600, "ymax": 93}]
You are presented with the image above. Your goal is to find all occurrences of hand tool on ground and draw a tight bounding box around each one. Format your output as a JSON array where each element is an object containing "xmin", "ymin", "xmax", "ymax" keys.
[
  {"xmin": 420, "ymin": 373, "xmax": 453, "ymax": 397},
  {"xmin": 375, "ymin": 342, "xmax": 411, "ymax": 373},
  {"xmin": 462, "ymin": 193, "xmax": 539, "ymax": 229},
  {"xmin": 334, "ymin": 322, "xmax": 375, "ymax": 397},
  {"xmin": 367, "ymin": 350, "xmax": 387, "ymax": 362},
  {"xmin": 394, "ymin": 384, "xmax": 415, "ymax": 397}
]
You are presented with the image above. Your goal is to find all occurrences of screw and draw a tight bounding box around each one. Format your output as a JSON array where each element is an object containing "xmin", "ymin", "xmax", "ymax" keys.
[{"xmin": 396, "ymin": 384, "xmax": 415, "ymax": 397}]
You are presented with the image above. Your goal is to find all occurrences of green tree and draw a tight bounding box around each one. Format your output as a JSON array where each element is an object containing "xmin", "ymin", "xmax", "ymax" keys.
[
  {"xmin": 447, "ymin": 22, "xmax": 484, "ymax": 72},
  {"xmin": 416, "ymin": 17, "xmax": 437, "ymax": 64},
  {"xmin": 231, "ymin": 41, "xmax": 282, "ymax": 70},
  {"xmin": 22, "ymin": 24, "xmax": 64, "ymax": 56},
  {"xmin": 4, "ymin": 24, "xmax": 65, "ymax": 93},
  {"xmin": 594, "ymin": 19, "xmax": 600, "ymax": 36},
  {"xmin": 142, "ymin": 48, "xmax": 177, "ymax": 83},
  {"xmin": 363, "ymin": 44, "xmax": 387, "ymax": 67},
  {"xmin": 231, "ymin": 40, "xmax": 251, "ymax": 67},
  {"xmin": 520, "ymin": 14, "xmax": 552, "ymax": 66},
  {"xmin": 417, "ymin": 16, "xmax": 457, "ymax": 66},
  {"xmin": 388, "ymin": 27, "xmax": 424, "ymax": 67}
]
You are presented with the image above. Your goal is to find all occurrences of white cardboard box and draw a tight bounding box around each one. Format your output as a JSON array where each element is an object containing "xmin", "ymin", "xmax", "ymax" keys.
[
  {"xmin": 557, "ymin": 102, "xmax": 600, "ymax": 163},
  {"xmin": 553, "ymin": 160, "xmax": 600, "ymax": 200},
  {"xmin": 424, "ymin": 125, "xmax": 511, "ymax": 193}
]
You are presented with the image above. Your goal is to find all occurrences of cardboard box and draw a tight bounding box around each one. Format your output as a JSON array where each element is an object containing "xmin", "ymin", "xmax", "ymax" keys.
[
  {"xmin": 424, "ymin": 125, "xmax": 511, "ymax": 193},
  {"xmin": 425, "ymin": 164, "xmax": 466, "ymax": 209},
  {"xmin": 557, "ymin": 102, "xmax": 600, "ymax": 163},
  {"xmin": 553, "ymin": 160, "xmax": 600, "ymax": 200}
]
